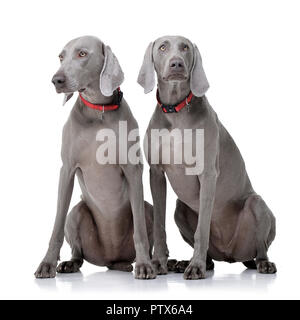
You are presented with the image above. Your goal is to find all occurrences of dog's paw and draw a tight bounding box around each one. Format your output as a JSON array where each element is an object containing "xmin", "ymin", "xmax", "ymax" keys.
[
  {"xmin": 174, "ymin": 260, "xmax": 190, "ymax": 273},
  {"xmin": 152, "ymin": 259, "xmax": 168, "ymax": 275},
  {"xmin": 184, "ymin": 262, "xmax": 206, "ymax": 280},
  {"xmin": 57, "ymin": 260, "xmax": 81, "ymax": 274},
  {"xmin": 257, "ymin": 261, "xmax": 277, "ymax": 274},
  {"xmin": 34, "ymin": 261, "xmax": 57, "ymax": 279},
  {"xmin": 167, "ymin": 259, "xmax": 178, "ymax": 272},
  {"xmin": 135, "ymin": 263, "xmax": 156, "ymax": 280}
]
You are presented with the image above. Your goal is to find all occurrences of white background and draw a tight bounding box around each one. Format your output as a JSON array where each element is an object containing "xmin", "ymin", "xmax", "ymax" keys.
[{"xmin": 0, "ymin": 0, "xmax": 299, "ymax": 300}]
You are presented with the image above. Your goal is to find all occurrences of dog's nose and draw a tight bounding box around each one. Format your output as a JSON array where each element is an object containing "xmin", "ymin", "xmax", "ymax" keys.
[
  {"xmin": 169, "ymin": 58, "xmax": 184, "ymax": 71},
  {"xmin": 52, "ymin": 74, "xmax": 66, "ymax": 88}
]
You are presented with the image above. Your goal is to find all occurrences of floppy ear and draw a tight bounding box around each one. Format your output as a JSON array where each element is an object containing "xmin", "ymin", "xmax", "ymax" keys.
[
  {"xmin": 137, "ymin": 42, "xmax": 155, "ymax": 94},
  {"xmin": 190, "ymin": 45, "xmax": 209, "ymax": 97},
  {"xmin": 62, "ymin": 93, "xmax": 73, "ymax": 106},
  {"xmin": 100, "ymin": 45, "xmax": 124, "ymax": 96}
]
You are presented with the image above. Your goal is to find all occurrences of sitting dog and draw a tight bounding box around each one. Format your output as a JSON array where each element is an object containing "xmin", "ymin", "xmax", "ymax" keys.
[
  {"xmin": 35, "ymin": 36, "xmax": 155, "ymax": 279},
  {"xmin": 138, "ymin": 36, "xmax": 276, "ymax": 279}
]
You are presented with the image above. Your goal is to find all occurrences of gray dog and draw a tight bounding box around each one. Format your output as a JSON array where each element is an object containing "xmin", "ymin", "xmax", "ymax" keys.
[
  {"xmin": 35, "ymin": 36, "xmax": 155, "ymax": 279},
  {"xmin": 138, "ymin": 36, "xmax": 276, "ymax": 280}
]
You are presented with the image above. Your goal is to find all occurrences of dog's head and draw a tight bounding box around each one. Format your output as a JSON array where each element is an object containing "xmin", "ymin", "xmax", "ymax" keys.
[
  {"xmin": 52, "ymin": 36, "xmax": 124, "ymax": 104},
  {"xmin": 137, "ymin": 35, "xmax": 209, "ymax": 97}
]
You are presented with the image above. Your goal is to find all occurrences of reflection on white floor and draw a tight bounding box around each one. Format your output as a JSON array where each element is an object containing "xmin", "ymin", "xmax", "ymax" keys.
[{"xmin": 32, "ymin": 265, "xmax": 278, "ymax": 299}]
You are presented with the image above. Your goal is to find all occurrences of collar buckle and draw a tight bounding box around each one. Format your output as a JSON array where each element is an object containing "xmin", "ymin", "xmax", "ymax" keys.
[
  {"xmin": 117, "ymin": 90, "xmax": 123, "ymax": 105},
  {"xmin": 163, "ymin": 105, "xmax": 177, "ymax": 113}
]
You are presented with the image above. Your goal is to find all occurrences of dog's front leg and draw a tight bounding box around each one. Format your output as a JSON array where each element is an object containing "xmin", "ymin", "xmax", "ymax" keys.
[
  {"xmin": 121, "ymin": 164, "xmax": 156, "ymax": 279},
  {"xmin": 183, "ymin": 123, "xmax": 220, "ymax": 280},
  {"xmin": 35, "ymin": 165, "xmax": 75, "ymax": 278},
  {"xmin": 183, "ymin": 170, "xmax": 218, "ymax": 280},
  {"xmin": 149, "ymin": 165, "xmax": 169, "ymax": 275}
]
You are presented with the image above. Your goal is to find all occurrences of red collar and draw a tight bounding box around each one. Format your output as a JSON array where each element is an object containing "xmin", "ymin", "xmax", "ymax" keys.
[
  {"xmin": 79, "ymin": 88, "xmax": 123, "ymax": 112},
  {"xmin": 156, "ymin": 90, "xmax": 193, "ymax": 113}
]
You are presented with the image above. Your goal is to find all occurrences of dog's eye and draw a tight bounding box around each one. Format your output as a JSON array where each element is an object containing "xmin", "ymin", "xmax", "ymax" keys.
[
  {"xmin": 59, "ymin": 54, "xmax": 64, "ymax": 61},
  {"xmin": 183, "ymin": 45, "xmax": 189, "ymax": 51},
  {"xmin": 78, "ymin": 51, "xmax": 87, "ymax": 58},
  {"xmin": 159, "ymin": 44, "xmax": 166, "ymax": 52}
]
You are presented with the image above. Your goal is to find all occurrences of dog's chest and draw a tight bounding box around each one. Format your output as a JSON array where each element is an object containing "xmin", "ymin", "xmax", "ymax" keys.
[
  {"xmin": 149, "ymin": 120, "xmax": 204, "ymax": 169},
  {"xmin": 148, "ymin": 119, "xmax": 204, "ymax": 210},
  {"xmin": 165, "ymin": 165, "xmax": 200, "ymax": 210},
  {"xmin": 71, "ymin": 126, "xmax": 126, "ymax": 200}
]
